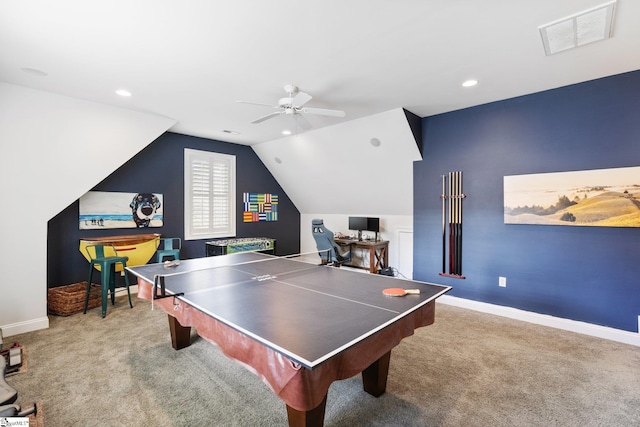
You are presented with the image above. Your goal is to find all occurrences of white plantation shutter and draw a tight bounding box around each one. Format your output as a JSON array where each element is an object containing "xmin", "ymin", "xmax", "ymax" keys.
[{"xmin": 184, "ymin": 149, "xmax": 236, "ymax": 239}]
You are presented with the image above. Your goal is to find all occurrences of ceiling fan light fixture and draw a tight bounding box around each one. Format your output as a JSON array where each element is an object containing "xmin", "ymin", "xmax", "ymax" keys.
[{"xmin": 238, "ymin": 84, "xmax": 345, "ymax": 130}]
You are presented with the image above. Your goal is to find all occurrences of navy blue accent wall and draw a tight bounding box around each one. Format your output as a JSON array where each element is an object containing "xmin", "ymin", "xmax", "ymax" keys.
[
  {"xmin": 414, "ymin": 70, "xmax": 640, "ymax": 332},
  {"xmin": 48, "ymin": 132, "xmax": 300, "ymax": 288}
]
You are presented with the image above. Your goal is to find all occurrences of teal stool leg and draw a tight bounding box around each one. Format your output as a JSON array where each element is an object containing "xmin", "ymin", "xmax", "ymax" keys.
[
  {"xmin": 84, "ymin": 263, "xmax": 95, "ymax": 314},
  {"xmin": 100, "ymin": 262, "xmax": 110, "ymax": 318},
  {"xmin": 122, "ymin": 265, "xmax": 133, "ymax": 308},
  {"xmin": 109, "ymin": 263, "xmax": 117, "ymax": 305}
]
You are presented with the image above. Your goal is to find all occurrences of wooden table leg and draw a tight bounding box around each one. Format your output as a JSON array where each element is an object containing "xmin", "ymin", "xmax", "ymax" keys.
[
  {"xmin": 378, "ymin": 245, "xmax": 387, "ymax": 269},
  {"xmin": 369, "ymin": 246, "xmax": 378, "ymax": 274},
  {"xmin": 168, "ymin": 315, "xmax": 191, "ymax": 350},
  {"xmin": 362, "ymin": 350, "xmax": 391, "ymax": 397},
  {"xmin": 286, "ymin": 394, "xmax": 327, "ymax": 427}
]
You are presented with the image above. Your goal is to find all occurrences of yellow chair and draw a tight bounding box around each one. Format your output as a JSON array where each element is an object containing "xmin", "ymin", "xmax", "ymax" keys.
[{"xmin": 83, "ymin": 244, "xmax": 132, "ymax": 318}]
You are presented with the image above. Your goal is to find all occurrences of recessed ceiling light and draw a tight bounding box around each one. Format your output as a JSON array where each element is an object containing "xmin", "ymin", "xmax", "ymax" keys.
[
  {"xmin": 274, "ymin": 157, "xmax": 282, "ymax": 164},
  {"xmin": 115, "ymin": 89, "xmax": 132, "ymax": 97},
  {"xmin": 370, "ymin": 138, "xmax": 381, "ymax": 147},
  {"xmin": 20, "ymin": 67, "xmax": 48, "ymax": 77},
  {"xmin": 282, "ymin": 130, "xmax": 292, "ymax": 135},
  {"xmin": 462, "ymin": 79, "xmax": 478, "ymax": 88},
  {"xmin": 222, "ymin": 130, "xmax": 241, "ymax": 135}
]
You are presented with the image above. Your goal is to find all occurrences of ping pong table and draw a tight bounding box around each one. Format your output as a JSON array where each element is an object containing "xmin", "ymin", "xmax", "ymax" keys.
[{"xmin": 126, "ymin": 252, "xmax": 450, "ymax": 426}]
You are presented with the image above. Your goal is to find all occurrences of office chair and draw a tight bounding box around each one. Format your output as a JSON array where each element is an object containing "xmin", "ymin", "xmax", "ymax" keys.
[{"xmin": 311, "ymin": 219, "xmax": 351, "ymax": 266}]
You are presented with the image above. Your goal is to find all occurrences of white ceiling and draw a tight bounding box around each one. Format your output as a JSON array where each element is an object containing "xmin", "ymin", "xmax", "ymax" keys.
[{"xmin": 2, "ymin": 0, "xmax": 639, "ymax": 146}]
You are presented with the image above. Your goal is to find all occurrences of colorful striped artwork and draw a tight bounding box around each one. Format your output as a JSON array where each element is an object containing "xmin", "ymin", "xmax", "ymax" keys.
[{"xmin": 243, "ymin": 193, "xmax": 278, "ymax": 222}]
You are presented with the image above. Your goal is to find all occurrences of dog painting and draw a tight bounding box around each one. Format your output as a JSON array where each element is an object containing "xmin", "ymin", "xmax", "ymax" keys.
[
  {"xmin": 130, "ymin": 193, "xmax": 162, "ymax": 227},
  {"xmin": 79, "ymin": 191, "xmax": 163, "ymax": 229}
]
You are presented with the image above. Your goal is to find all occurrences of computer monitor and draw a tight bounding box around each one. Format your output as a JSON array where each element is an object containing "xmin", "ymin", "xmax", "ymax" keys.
[
  {"xmin": 348, "ymin": 216, "xmax": 367, "ymax": 232},
  {"xmin": 366, "ymin": 217, "xmax": 380, "ymax": 233},
  {"xmin": 348, "ymin": 216, "xmax": 380, "ymax": 241}
]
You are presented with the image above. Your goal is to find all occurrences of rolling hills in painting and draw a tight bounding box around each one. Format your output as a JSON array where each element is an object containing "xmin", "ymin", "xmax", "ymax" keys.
[
  {"xmin": 504, "ymin": 188, "xmax": 640, "ymax": 227},
  {"xmin": 504, "ymin": 166, "xmax": 640, "ymax": 228}
]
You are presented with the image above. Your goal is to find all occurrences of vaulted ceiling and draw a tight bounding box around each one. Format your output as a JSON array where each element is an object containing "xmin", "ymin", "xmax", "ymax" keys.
[{"xmin": 3, "ymin": 1, "xmax": 639, "ymax": 146}]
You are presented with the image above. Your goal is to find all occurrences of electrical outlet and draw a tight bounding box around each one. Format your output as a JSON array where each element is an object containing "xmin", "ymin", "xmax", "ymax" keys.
[{"xmin": 499, "ymin": 276, "xmax": 507, "ymax": 287}]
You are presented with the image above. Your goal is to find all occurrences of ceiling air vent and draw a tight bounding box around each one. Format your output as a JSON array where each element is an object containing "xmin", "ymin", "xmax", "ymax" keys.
[{"xmin": 539, "ymin": 1, "xmax": 616, "ymax": 56}]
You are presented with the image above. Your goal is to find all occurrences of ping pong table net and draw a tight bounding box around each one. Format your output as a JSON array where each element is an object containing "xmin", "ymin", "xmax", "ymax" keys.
[{"xmin": 149, "ymin": 253, "xmax": 322, "ymax": 305}]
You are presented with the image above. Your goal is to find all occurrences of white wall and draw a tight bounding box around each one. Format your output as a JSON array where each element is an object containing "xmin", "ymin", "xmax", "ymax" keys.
[
  {"xmin": 0, "ymin": 83, "xmax": 176, "ymax": 336},
  {"xmin": 253, "ymin": 108, "xmax": 422, "ymax": 216},
  {"xmin": 300, "ymin": 213, "xmax": 413, "ymax": 276},
  {"xmin": 259, "ymin": 109, "xmax": 421, "ymax": 277},
  {"xmin": 396, "ymin": 229, "xmax": 414, "ymax": 279}
]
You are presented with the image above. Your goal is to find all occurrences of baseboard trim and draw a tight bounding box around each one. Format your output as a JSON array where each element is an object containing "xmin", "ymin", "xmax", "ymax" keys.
[
  {"xmin": 2, "ymin": 316, "xmax": 49, "ymax": 338},
  {"xmin": 115, "ymin": 284, "xmax": 139, "ymax": 296},
  {"xmin": 2, "ymin": 286, "xmax": 140, "ymax": 338},
  {"xmin": 438, "ymin": 295, "xmax": 640, "ymax": 347}
]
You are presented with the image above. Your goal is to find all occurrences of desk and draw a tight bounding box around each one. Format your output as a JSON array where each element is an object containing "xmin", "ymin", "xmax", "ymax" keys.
[
  {"xmin": 335, "ymin": 239, "xmax": 389, "ymax": 274},
  {"xmin": 127, "ymin": 252, "xmax": 450, "ymax": 427}
]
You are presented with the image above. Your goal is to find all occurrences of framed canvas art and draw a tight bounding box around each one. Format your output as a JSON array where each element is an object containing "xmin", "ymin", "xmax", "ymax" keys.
[
  {"xmin": 504, "ymin": 166, "xmax": 640, "ymax": 227},
  {"xmin": 79, "ymin": 191, "xmax": 163, "ymax": 229}
]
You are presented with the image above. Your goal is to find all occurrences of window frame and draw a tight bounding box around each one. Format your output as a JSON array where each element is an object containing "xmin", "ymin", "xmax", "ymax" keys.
[{"xmin": 184, "ymin": 148, "xmax": 236, "ymax": 240}]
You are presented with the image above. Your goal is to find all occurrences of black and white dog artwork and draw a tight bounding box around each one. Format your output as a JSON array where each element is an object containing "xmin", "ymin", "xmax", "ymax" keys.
[{"xmin": 130, "ymin": 193, "xmax": 161, "ymax": 228}]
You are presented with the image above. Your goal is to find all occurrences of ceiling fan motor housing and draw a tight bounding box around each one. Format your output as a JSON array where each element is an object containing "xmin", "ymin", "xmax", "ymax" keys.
[{"xmin": 279, "ymin": 97, "xmax": 296, "ymax": 108}]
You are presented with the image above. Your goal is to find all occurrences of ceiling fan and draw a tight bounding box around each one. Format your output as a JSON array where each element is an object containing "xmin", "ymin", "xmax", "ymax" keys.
[{"xmin": 236, "ymin": 84, "xmax": 345, "ymax": 130}]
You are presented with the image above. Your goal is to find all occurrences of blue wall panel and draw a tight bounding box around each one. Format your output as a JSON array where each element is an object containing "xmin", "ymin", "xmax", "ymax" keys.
[
  {"xmin": 48, "ymin": 132, "xmax": 300, "ymax": 289},
  {"xmin": 414, "ymin": 70, "xmax": 640, "ymax": 332}
]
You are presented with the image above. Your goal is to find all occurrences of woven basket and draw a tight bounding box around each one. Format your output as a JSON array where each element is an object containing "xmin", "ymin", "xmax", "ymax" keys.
[{"xmin": 48, "ymin": 282, "xmax": 102, "ymax": 316}]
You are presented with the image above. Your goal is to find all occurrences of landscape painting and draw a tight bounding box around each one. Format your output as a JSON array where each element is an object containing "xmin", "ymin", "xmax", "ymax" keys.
[{"xmin": 504, "ymin": 166, "xmax": 640, "ymax": 227}]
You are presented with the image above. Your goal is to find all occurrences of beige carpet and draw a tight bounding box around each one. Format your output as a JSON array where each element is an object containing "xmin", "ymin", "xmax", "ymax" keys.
[{"xmin": 6, "ymin": 295, "xmax": 640, "ymax": 426}]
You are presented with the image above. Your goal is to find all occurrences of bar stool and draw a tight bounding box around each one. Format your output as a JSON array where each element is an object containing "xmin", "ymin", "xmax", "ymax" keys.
[
  {"xmin": 83, "ymin": 244, "xmax": 133, "ymax": 318},
  {"xmin": 155, "ymin": 237, "xmax": 181, "ymax": 263}
]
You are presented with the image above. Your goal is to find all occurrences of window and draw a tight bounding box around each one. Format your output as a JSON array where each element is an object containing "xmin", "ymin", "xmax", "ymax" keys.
[{"xmin": 184, "ymin": 148, "xmax": 236, "ymax": 240}]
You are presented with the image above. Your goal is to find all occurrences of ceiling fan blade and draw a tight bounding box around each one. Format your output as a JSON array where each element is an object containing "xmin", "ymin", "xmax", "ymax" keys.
[
  {"xmin": 291, "ymin": 91, "xmax": 312, "ymax": 107},
  {"xmin": 251, "ymin": 111, "xmax": 282, "ymax": 124},
  {"xmin": 295, "ymin": 114, "xmax": 312, "ymax": 130},
  {"xmin": 236, "ymin": 100, "xmax": 278, "ymax": 108},
  {"xmin": 301, "ymin": 107, "xmax": 346, "ymax": 118}
]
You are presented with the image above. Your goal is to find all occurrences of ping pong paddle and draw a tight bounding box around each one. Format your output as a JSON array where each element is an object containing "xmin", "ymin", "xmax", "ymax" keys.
[{"xmin": 382, "ymin": 288, "xmax": 420, "ymax": 297}]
